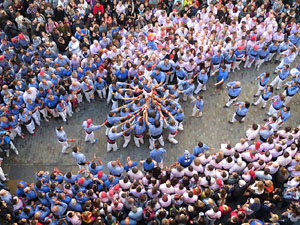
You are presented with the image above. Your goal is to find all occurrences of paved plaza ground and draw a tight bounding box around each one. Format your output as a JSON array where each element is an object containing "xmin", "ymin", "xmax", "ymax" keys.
[{"xmin": 3, "ymin": 59, "xmax": 300, "ymax": 190}]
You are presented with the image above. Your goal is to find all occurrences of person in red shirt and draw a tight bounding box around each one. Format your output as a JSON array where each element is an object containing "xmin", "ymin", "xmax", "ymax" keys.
[
  {"xmin": 93, "ymin": 2, "xmax": 104, "ymax": 15},
  {"xmin": 219, "ymin": 204, "xmax": 232, "ymax": 216}
]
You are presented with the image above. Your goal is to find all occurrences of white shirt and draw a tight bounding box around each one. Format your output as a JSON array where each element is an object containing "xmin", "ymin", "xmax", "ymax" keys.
[{"xmin": 235, "ymin": 142, "xmax": 249, "ymax": 153}]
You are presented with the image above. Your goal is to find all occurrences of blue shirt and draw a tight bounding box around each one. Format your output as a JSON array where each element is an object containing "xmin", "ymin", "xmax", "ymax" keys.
[
  {"xmin": 193, "ymin": 144, "xmax": 209, "ymax": 156},
  {"xmin": 44, "ymin": 96, "xmax": 58, "ymax": 108},
  {"xmin": 107, "ymin": 162, "xmax": 124, "ymax": 176},
  {"xmin": 178, "ymin": 153, "xmax": 195, "ymax": 167},
  {"xmin": 150, "ymin": 71, "xmax": 166, "ymax": 83},
  {"xmin": 211, "ymin": 54, "xmax": 224, "ymax": 64},
  {"xmin": 227, "ymin": 81, "xmax": 241, "ymax": 97},
  {"xmin": 195, "ymin": 99, "xmax": 204, "ymax": 111},
  {"xmin": 197, "ymin": 72, "xmax": 208, "ymax": 84},
  {"xmin": 279, "ymin": 69, "xmax": 289, "ymax": 80},
  {"xmin": 150, "ymin": 148, "xmax": 166, "ymax": 163},
  {"xmin": 272, "ymin": 96, "xmax": 284, "ymax": 110},
  {"xmin": 258, "ymin": 73, "xmax": 270, "ymax": 86},
  {"xmin": 217, "ymin": 68, "xmax": 228, "ymax": 82},
  {"xmin": 280, "ymin": 109, "xmax": 290, "ymax": 122},
  {"xmin": 116, "ymin": 69, "xmax": 128, "ymax": 80},
  {"xmin": 236, "ymin": 102, "xmax": 248, "ymax": 116},
  {"xmin": 148, "ymin": 119, "xmax": 163, "ymax": 136}
]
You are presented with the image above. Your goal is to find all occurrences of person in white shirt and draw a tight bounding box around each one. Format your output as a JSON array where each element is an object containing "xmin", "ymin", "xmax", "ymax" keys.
[
  {"xmin": 258, "ymin": 151, "xmax": 272, "ymax": 163},
  {"xmin": 183, "ymin": 191, "xmax": 198, "ymax": 204},
  {"xmin": 205, "ymin": 206, "xmax": 222, "ymax": 223},
  {"xmin": 220, "ymin": 144, "xmax": 235, "ymax": 156},
  {"xmin": 127, "ymin": 167, "xmax": 144, "ymax": 181},
  {"xmin": 235, "ymin": 138, "xmax": 249, "ymax": 153},
  {"xmin": 246, "ymin": 123, "xmax": 260, "ymax": 141},
  {"xmin": 276, "ymin": 152, "xmax": 292, "ymax": 167},
  {"xmin": 229, "ymin": 158, "xmax": 246, "ymax": 174}
]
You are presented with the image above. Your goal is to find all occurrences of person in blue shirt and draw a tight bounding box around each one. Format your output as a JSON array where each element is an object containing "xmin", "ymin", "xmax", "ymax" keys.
[
  {"xmin": 254, "ymin": 72, "xmax": 270, "ymax": 97},
  {"xmin": 244, "ymin": 45, "xmax": 259, "ymax": 69},
  {"xmin": 140, "ymin": 157, "xmax": 156, "ymax": 172},
  {"xmin": 193, "ymin": 141, "xmax": 213, "ymax": 157},
  {"xmin": 211, "ymin": 66, "xmax": 229, "ymax": 91},
  {"xmin": 107, "ymin": 158, "xmax": 124, "ymax": 176},
  {"xmin": 72, "ymin": 146, "xmax": 89, "ymax": 176},
  {"xmin": 107, "ymin": 126, "xmax": 133, "ymax": 152},
  {"xmin": 156, "ymin": 58, "xmax": 175, "ymax": 83},
  {"xmin": 271, "ymin": 64, "xmax": 290, "ymax": 90},
  {"xmin": 149, "ymin": 144, "xmax": 166, "ymax": 166},
  {"xmin": 82, "ymin": 118, "xmax": 103, "ymax": 144},
  {"xmin": 268, "ymin": 41, "xmax": 279, "ymax": 61},
  {"xmin": 224, "ymin": 81, "xmax": 242, "ymax": 107},
  {"xmin": 229, "ymin": 101, "xmax": 250, "ymax": 124},
  {"xmin": 88, "ymin": 154, "xmax": 104, "ymax": 175},
  {"xmin": 19, "ymin": 108, "xmax": 36, "ymax": 135},
  {"xmin": 44, "ymin": 94, "xmax": 59, "ymax": 118},
  {"xmin": 223, "ymin": 49, "xmax": 236, "ymax": 73},
  {"xmin": 275, "ymin": 106, "xmax": 291, "ymax": 130},
  {"xmin": 283, "ymin": 80, "xmax": 299, "ymax": 106},
  {"xmin": 95, "ymin": 77, "xmax": 107, "ymax": 100},
  {"xmin": 174, "ymin": 65, "xmax": 188, "ymax": 82},
  {"xmin": 191, "ymin": 95, "xmax": 204, "ymax": 117},
  {"xmin": 51, "ymin": 201, "xmax": 68, "ymax": 217},
  {"xmin": 150, "ymin": 68, "xmax": 166, "ymax": 85},
  {"xmin": 178, "ymin": 150, "xmax": 195, "ymax": 167},
  {"xmin": 134, "ymin": 118, "xmax": 146, "ymax": 148},
  {"xmin": 267, "ymin": 94, "xmax": 285, "ymax": 117},
  {"xmin": 145, "ymin": 107, "xmax": 164, "ymax": 150},
  {"xmin": 255, "ymin": 45, "xmax": 269, "ymax": 71},
  {"xmin": 211, "ymin": 50, "xmax": 224, "ymax": 72},
  {"xmin": 194, "ymin": 69, "xmax": 208, "ymax": 94},
  {"xmin": 178, "ymin": 79, "xmax": 196, "ymax": 102},
  {"xmin": 253, "ymin": 85, "xmax": 273, "ymax": 109},
  {"xmin": 233, "ymin": 46, "xmax": 246, "ymax": 71},
  {"xmin": 116, "ymin": 67, "xmax": 129, "ymax": 82}
]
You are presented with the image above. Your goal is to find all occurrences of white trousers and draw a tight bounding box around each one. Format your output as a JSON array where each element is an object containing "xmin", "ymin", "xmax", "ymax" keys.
[
  {"xmin": 66, "ymin": 102, "xmax": 73, "ymax": 116},
  {"xmin": 84, "ymin": 90, "xmax": 94, "ymax": 102},
  {"xmin": 123, "ymin": 135, "xmax": 131, "ymax": 148},
  {"xmin": 267, "ymin": 105, "xmax": 279, "ymax": 116},
  {"xmin": 107, "ymin": 90, "xmax": 113, "ymax": 104},
  {"xmin": 78, "ymin": 164, "xmax": 89, "ymax": 177},
  {"xmin": 268, "ymin": 52, "xmax": 276, "ymax": 61},
  {"xmin": 97, "ymin": 89, "xmax": 106, "ymax": 99},
  {"xmin": 112, "ymin": 100, "xmax": 118, "ymax": 110},
  {"xmin": 39, "ymin": 108, "xmax": 49, "ymax": 121},
  {"xmin": 194, "ymin": 82, "xmax": 206, "ymax": 94},
  {"xmin": 270, "ymin": 76, "xmax": 284, "ymax": 89},
  {"xmin": 85, "ymin": 132, "xmax": 96, "ymax": 143},
  {"xmin": 255, "ymin": 58, "xmax": 265, "ymax": 70},
  {"xmin": 244, "ymin": 56, "xmax": 255, "ymax": 68},
  {"xmin": 233, "ymin": 60, "xmax": 242, "ymax": 71},
  {"xmin": 192, "ymin": 105, "xmax": 203, "ymax": 117},
  {"xmin": 178, "ymin": 121, "xmax": 183, "ymax": 130},
  {"xmin": 255, "ymin": 83, "xmax": 265, "ymax": 96},
  {"xmin": 107, "ymin": 142, "xmax": 118, "ymax": 152},
  {"xmin": 231, "ymin": 113, "xmax": 245, "ymax": 123},
  {"xmin": 77, "ymin": 93, "xmax": 83, "ymax": 104},
  {"xmin": 183, "ymin": 93, "xmax": 196, "ymax": 102},
  {"xmin": 212, "ymin": 64, "xmax": 220, "ymax": 72},
  {"xmin": 254, "ymin": 96, "xmax": 267, "ymax": 108},
  {"xmin": 168, "ymin": 133, "xmax": 178, "ymax": 144},
  {"xmin": 134, "ymin": 135, "xmax": 144, "ymax": 147},
  {"xmin": 11, "ymin": 126, "xmax": 22, "ymax": 139},
  {"xmin": 283, "ymin": 90, "xmax": 293, "ymax": 106},
  {"xmin": 25, "ymin": 120, "xmax": 35, "ymax": 134},
  {"xmin": 58, "ymin": 110, "xmax": 67, "ymax": 122},
  {"xmin": 48, "ymin": 108, "xmax": 59, "ymax": 117},
  {"xmin": 226, "ymin": 96, "xmax": 237, "ymax": 107},
  {"xmin": 149, "ymin": 136, "xmax": 164, "ymax": 150},
  {"xmin": 58, "ymin": 140, "xmax": 70, "ymax": 153},
  {"xmin": 225, "ymin": 63, "xmax": 232, "ymax": 73},
  {"xmin": 32, "ymin": 110, "xmax": 41, "ymax": 126}
]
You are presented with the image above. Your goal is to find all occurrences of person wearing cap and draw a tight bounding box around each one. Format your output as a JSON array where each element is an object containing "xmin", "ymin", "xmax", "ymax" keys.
[
  {"xmin": 224, "ymin": 81, "xmax": 242, "ymax": 108},
  {"xmin": 244, "ymin": 45, "xmax": 259, "ymax": 69},
  {"xmin": 233, "ymin": 46, "xmax": 246, "ymax": 71},
  {"xmin": 82, "ymin": 118, "xmax": 102, "ymax": 144},
  {"xmin": 229, "ymin": 101, "xmax": 250, "ymax": 124},
  {"xmin": 271, "ymin": 64, "xmax": 290, "ymax": 90},
  {"xmin": 253, "ymin": 85, "xmax": 273, "ymax": 109},
  {"xmin": 267, "ymin": 94, "xmax": 285, "ymax": 117},
  {"xmin": 283, "ymin": 80, "xmax": 299, "ymax": 106},
  {"xmin": 56, "ymin": 126, "xmax": 76, "ymax": 153}
]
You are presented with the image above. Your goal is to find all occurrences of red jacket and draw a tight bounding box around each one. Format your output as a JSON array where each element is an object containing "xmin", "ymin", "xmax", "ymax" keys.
[{"xmin": 93, "ymin": 4, "xmax": 104, "ymax": 15}]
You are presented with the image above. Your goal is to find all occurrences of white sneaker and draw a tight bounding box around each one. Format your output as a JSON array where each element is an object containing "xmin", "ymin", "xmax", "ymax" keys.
[
  {"xmin": 15, "ymin": 150, "xmax": 19, "ymax": 155},
  {"xmin": 6, "ymin": 151, "xmax": 9, "ymax": 157}
]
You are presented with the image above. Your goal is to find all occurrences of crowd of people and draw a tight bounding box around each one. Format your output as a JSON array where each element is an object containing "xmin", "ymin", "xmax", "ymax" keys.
[{"xmin": 0, "ymin": 0, "xmax": 300, "ymax": 224}]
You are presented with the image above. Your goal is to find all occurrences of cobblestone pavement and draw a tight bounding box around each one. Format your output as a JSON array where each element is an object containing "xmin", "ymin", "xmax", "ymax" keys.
[{"xmin": 3, "ymin": 59, "xmax": 300, "ymax": 187}]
